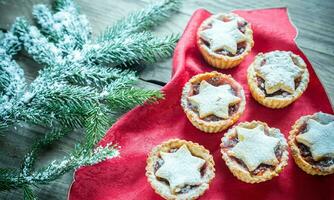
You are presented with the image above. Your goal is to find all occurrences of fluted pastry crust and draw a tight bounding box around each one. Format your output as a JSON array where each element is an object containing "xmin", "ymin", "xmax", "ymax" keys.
[
  {"xmin": 181, "ymin": 71, "xmax": 246, "ymax": 133},
  {"xmin": 221, "ymin": 121, "xmax": 289, "ymax": 183},
  {"xmin": 197, "ymin": 13, "xmax": 254, "ymax": 69},
  {"xmin": 288, "ymin": 112, "xmax": 334, "ymax": 175},
  {"xmin": 247, "ymin": 50, "xmax": 309, "ymax": 108},
  {"xmin": 146, "ymin": 139, "xmax": 215, "ymax": 200}
]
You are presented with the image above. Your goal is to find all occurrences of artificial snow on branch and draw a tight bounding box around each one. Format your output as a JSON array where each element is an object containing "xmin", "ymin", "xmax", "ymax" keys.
[
  {"xmin": 0, "ymin": 0, "xmax": 180, "ymax": 199},
  {"xmin": 0, "ymin": 32, "xmax": 26, "ymax": 129},
  {"xmin": 98, "ymin": 0, "xmax": 180, "ymax": 41},
  {"xmin": 84, "ymin": 32, "xmax": 179, "ymax": 66}
]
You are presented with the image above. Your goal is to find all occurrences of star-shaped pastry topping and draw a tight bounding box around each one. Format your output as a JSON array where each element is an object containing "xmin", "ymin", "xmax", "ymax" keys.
[
  {"xmin": 296, "ymin": 119, "xmax": 334, "ymax": 161},
  {"xmin": 188, "ymin": 80, "xmax": 241, "ymax": 119},
  {"xmin": 200, "ymin": 19, "xmax": 246, "ymax": 54},
  {"xmin": 229, "ymin": 124, "xmax": 280, "ymax": 171},
  {"xmin": 155, "ymin": 145, "xmax": 205, "ymax": 193},
  {"xmin": 256, "ymin": 52, "xmax": 304, "ymax": 94}
]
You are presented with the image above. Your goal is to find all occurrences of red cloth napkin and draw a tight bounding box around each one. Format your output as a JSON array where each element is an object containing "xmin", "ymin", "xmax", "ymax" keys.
[{"xmin": 68, "ymin": 8, "xmax": 334, "ymax": 200}]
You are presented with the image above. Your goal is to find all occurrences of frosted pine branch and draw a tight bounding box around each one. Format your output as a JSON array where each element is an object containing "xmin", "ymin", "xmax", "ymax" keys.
[
  {"xmin": 0, "ymin": 143, "xmax": 118, "ymax": 191},
  {"xmin": 54, "ymin": 0, "xmax": 76, "ymax": 12},
  {"xmin": 0, "ymin": 33, "xmax": 26, "ymax": 129},
  {"xmin": 31, "ymin": 143, "xmax": 119, "ymax": 184},
  {"xmin": 106, "ymin": 87, "xmax": 164, "ymax": 111},
  {"xmin": 98, "ymin": 0, "xmax": 180, "ymax": 41},
  {"xmin": 0, "ymin": 0, "xmax": 180, "ymax": 198},
  {"xmin": 0, "ymin": 168, "xmax": 20, "ymax": 191},
  {"xmin": 53, "ymin": 11, "xmax": 91, "ymax": 48},
  {"xmin": 52, "ymin": 0, "xmax": 92, "ymax": 48},
  {"xmin": 57, "ymin": 64, "xmax": 137, "ymax": 89},
  {"xmin": 23, "ymin": 185, "xmax": 36, "ymax": 200},
  {"xmin": 84, "ymin": 107, "xmax": 111, "ymax": 148},
  {"xmin": 12, "ymin": 18, "xmax": 63, "ymax": 66},
  {"xmin": 32, "ymin": 4, "xmax": 61, "ymax": 41},
  {"xmin": 84, "ymin": 32, "xmax": 179, "ymax": 66},
  {"xmin": 0, "ymin": 32, "xmax": 21, "ymax": 56},
  {"xmin": 19, "ymin": 84, "xmax": 99, "ymax": 128},
  {"xmin": 21, "ymin": 128, "xmax": 72, "ymax": 177}
]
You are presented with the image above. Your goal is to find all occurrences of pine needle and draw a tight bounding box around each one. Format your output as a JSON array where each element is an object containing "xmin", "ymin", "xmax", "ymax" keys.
[
  {"xmin": 0, "ymin": 0, "xmax": 181, "ymax": 198},
  {"xmin": 98, "ymin": 0, "xmax": 181, "ymax": 41}
]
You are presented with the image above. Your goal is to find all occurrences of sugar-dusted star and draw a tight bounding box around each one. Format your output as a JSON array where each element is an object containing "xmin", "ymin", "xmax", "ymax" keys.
[
  {"xmin": 296, "ymin": 119, "xmax": 334, "ymax": 161},
  {"xmin": 199, "ymin": 19, "xmax": 246, "ymax": 54},
  {"xmin": 155, "ymin": 145, "xmax": 205, "ymax": 193},
  {"xmin": 256, "ymin": 52, "xmax": 304, "ymax": 94},
  {"xmin": 229, "ymin": 124, "xmax": 280, "ymax": 171},
  {"xmin": 188, "ymin": 80, "xmax": 241, "ymax": 119}
]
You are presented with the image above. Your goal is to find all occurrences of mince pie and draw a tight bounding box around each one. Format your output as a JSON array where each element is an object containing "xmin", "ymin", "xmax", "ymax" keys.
[
  {"xmin": 247, "ymin": 50, "xmax": 309, "ymax": 108},
  {"xmin": 146, "ymin": 139, "xmax": 215, "ymax": 200},
  {"xmin": 289, "ymin": 112, "xmax": 334, "ymax": 175},
  {"xmin": 197, "ymin": 13, "xmax": 254, "ymax": 69},
  {"xmin": 181, "ymin": 71, "xmax": 246, "ymax": 133},
  {"xmin": 221, "ymin": 121, "xmax": 289, "ymax": 183}
]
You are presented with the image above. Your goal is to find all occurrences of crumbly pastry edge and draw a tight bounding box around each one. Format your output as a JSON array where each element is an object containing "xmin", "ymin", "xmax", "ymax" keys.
[
  {"xmin": 197, "ymin": 13, "xmax": 254, "ymax": 69},
  {"xmin": 181, "ymin": 71, "xmax": 246, "ymax": 133},
  {"xmin": 145, "ymin": 139, "xmax": 215, "ymax": 200},
  {"xmin": 220, "ymin": 121, "xmax": 289, "ymax": 183},
  {"xmin": 288, "ymin": 112, "xmax": 334, "ymax": 176},
  {"xmin": 247, "ymin": 50, "xmax": 310, "ymax": 109}
]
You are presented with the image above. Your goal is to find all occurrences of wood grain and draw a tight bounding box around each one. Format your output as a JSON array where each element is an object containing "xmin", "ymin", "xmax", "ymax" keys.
[{"xmin": 0, "ymin": 0, "xmax": 333, "ymax": 199}]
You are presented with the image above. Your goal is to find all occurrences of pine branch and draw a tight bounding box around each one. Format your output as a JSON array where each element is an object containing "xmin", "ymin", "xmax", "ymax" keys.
[
  {"xmin": 0, "ymin": 33, "xmax": 26, "ymax": 130},
  {"xmin": 53, "ymin": 0, "xmax": 91, "ymax": 48},
  {"xmin": 102, "ymin": 71, "xmax": 137, "ymax": 92},
  {"xmin": 0, "ymin": 58, "xmax": 11, "ymax": 93},
  {"xmin": 98, "ymin": 0, "xmax": 181, "ymax": 42},
  {"xmin": 0, "ymin": 144, "xmax": 118, "ymax": 193},
  {"xmin": 21, "ymin": 128, "xmax": 73, "ymax": 177},
  {"xmin": 12, "ymin": 17, "xmax": 63, "ymax": 66},
  {"xmin": 32, "ymin": 4, "xmax": 61, "ymax": 41},
  {"xmin": 0, "ymin": 70, "xmax": 9, "ymax": 92},
  {"xmin": 0, "ymin": 33, "xmax": 24, "ymax": 93},
  {"xmin": 106, "ymin": 87, "xmax": 163, "ymax": 111},
  {"xmin": 32, "ymin": 4, "xmax": 83, "ymax": 51},
  {"xmin": 0, "ymin": 168, "xmax": 21, "ymax": 191},
  {"xmin": 20, "ymin": 84, "xmax": 98, "ymax": 128},
  {"xmin": 84, "ymin": 107, "xmax": 111, "ymax": 148},
  {"xmin": 0, "ymin": 32, "xmax": 21, "ymax": 56},
  {"xmin": 54, "ymin": 0, "xmax": 76, "ymax": 12},
  {"xmin": 31, "ymin": 144, "xmax": 119, "ymax": 184},
  {"xmin": 33, "ymin": 1, "xmax": 91, "ymax": 50},
  {"xmin": 3, "ymin": 81, "xmax": 98, "ymax": 129},
  {"xmin": 0, "ymin": 59, "xmax": 25, "ymax": 97},
  {"xmin": 84, "ymin": 32, "xmax": 179, "ymax": 67},
  {"xmin": 1, "ymin": 0, "xmax": 180, "ymax": 198},
  {"xmin": 61, "ymin": 65, "xmax": 137, "ymax": 89},
  {"xmin": 23, "ymin": 185, "xmax": 36, "ymax": 200},
  {"xmin": 53, "ymin": 12, "xmax": 91, "ymax": 48}
]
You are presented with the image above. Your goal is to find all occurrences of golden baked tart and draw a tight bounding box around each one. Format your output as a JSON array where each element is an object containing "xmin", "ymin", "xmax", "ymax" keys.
[
  {"xmin": 197, "ymin": 13, "xmax": 254, "ymax": 69},
  {"xmin": 146, "ymin": 139, "xmax": 215, "ymax": 200},
  {"xmin": 181, "ymin": 71, "xmax": 246, "ymax": 133},
  {"xmin": 289, "ymin": 112, "xmax": 334, "ymax": 175},
  {"xmin": 221, "ymin": 121, "xmax": 289, "ymax": 183},
  {"xmin": 247, "ymin": 50, "xmax": 309, "ymax": 108}
]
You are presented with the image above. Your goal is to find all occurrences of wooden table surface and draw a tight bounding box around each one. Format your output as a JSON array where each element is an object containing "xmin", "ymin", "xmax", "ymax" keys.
[{"xmin": 0, "ymin": 0, "xmax": 333, "ymax": 199}]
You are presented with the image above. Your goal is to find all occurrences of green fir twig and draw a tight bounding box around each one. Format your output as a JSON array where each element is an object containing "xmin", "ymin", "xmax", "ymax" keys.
[{"xmin": 0, "ymin": 0, "xmax": 180, "ymax": 198}]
